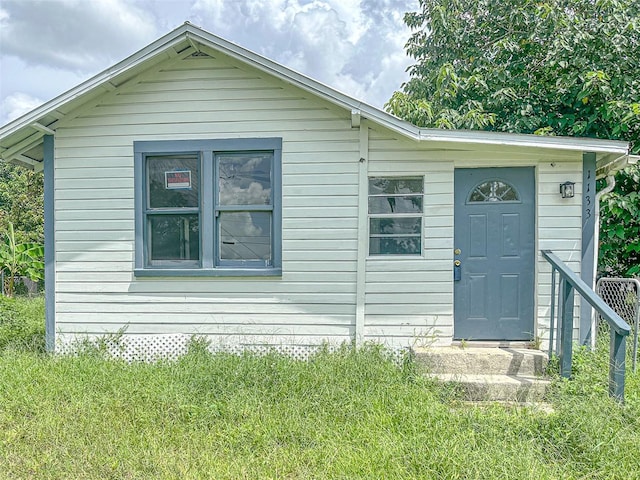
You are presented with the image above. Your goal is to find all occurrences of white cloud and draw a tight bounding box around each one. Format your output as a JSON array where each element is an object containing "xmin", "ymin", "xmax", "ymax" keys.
[
  {"xmin": 220, "ymin": 211, "xmax": 271, "ymax": 261},
  {"xmin": 0, "ymin": 0, "xmax": 418, "ymax": 126},
  {"xmin": 0, "ymin": 92, "xmax": 44, "ymax": 124},
  {"xmin": 190, "ymin": 0, "xmax": 415, "ymax": 107},
  {"xmin": 0, "ymin": 0, "xmax": 158, "ymax": 72}
]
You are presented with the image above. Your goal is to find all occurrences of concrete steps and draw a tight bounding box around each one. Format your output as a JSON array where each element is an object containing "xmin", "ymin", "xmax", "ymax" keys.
[{"xmin": 415, "ymin": 347, "xmax": 551, "ymax": 402}]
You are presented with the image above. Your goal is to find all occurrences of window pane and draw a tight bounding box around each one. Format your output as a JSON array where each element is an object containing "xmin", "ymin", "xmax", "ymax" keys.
[
  {"xmin": 218, "ymin": 154, "xmax": 272, "ymax": 205},
  {"xmin": 368, "ymin": 196, "xmax": 423, "ymax": 214},
  {"xmin": 149, "ymin": 215, "xmax": 199, "ymax": 262},
  {"xmin": 369, "ymin": 178, "xmax": 423, "ymax": 195},
  {"xmin": 370, "ymin": 217, "xmax": 421, "ymax": 235},
  {"xmin": 369, "ymin": 236, "xmax": 421, "ymax": 255},
  {"xmin": 148, "ymin": 156, "xmax": 200, "ymax": 208},
  {"xmin": 219, "ymin": 212, "xmax": 272, "ymax": 262},
  {"xmin": 469, "ymin": 180, "xmax": 519, "ymax": 202}
]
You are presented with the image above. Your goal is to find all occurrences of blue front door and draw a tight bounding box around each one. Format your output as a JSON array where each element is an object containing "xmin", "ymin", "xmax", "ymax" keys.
[{"xmin": 454, "ymin": 167, "xmax": 535, "ymax": 340}]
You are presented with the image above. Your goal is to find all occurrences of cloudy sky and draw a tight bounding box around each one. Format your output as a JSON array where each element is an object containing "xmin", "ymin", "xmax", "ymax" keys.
[{"xmin": 0, "ymin": 0, "xmax": 418, "ymax": 126}]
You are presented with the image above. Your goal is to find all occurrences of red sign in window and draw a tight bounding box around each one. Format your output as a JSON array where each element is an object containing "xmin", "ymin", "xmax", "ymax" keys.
[{"xmin": 165, "ymin": 170, "xmax": 192, "ymax": 189}]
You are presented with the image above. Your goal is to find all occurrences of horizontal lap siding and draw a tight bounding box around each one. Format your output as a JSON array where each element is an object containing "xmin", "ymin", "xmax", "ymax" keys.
[
  {"xmin": 54, "ymin": 53, "xmax": 358, "ymax": 346},
  {"xmin": 537, "ymin": 162, "xmax": 583, "ymax": 344},
  {"xmin": 366, "ymin": 127, "xmax": 584, "ymax": 347},
  {"xmin": 365, "ymin": 128, "xmax": 454, "ymax": 347}
]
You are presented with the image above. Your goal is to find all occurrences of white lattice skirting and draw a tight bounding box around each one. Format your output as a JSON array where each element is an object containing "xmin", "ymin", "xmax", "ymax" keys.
[{"xmin": 55, "ymin": 333, "xmax": 409, "ymax": 363}]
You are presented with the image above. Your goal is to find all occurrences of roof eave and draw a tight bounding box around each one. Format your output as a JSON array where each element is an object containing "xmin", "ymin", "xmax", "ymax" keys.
[
  {"xmin": 416, "ymin": 129, "xmax": 629, "ymax": 154},
  {"xmin": 0, "ymin": 22, "xmax": 632, "ymax": 166},
  {"xmin": 1, "ymin": 25, "xmax": 195, "ymax": 138}
]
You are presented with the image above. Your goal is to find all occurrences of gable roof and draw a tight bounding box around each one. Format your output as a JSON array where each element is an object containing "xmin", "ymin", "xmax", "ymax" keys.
[{"xmin": 0, "ymin": 22, "xmax": 633, "ymax": 176}]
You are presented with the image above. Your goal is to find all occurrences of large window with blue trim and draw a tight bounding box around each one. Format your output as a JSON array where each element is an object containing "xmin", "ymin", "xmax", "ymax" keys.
[{"xmin": 134, "ymin": 138, "xmax": 282, "ymax": 276}]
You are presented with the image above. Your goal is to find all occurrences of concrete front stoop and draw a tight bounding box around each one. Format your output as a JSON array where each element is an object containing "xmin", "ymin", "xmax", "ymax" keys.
[{"xmin": 414, "ymin": 347, "xmax": 551, "ymax": 402}]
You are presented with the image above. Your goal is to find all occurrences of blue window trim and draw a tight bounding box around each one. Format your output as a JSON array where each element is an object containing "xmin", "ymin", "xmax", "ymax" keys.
[
  {"xmin": 134, "ymin": 138, "xmax": 282, "ymax": 277},
  {"xmin": 143, "ymin": 151, "xmax": 202, "ymax": 268},
  {"xmin": 214, "ymin": 151, "xmax": 275, "ymax": 268}
]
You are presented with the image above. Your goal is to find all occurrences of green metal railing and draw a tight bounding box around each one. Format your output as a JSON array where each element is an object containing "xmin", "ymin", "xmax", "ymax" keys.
[{"xmin": 542, "ymin": 250, "xmax": 631, "ymax": 401}]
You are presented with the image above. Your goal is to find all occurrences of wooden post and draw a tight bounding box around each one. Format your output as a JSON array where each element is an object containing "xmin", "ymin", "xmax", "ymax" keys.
[
  {"xmin": 609, "ymin": 332, "xmax": 626, "ymax": 401},
  {"xmin": 549, "ymin": 267, "xmax": 556, "ymax": 357},
  {"xmin": 560, "ymin": 278, "xmax": 574, "ymax": 378}
]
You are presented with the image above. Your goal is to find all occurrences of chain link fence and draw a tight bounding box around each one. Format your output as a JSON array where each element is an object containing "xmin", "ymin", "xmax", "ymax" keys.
[
  {"xmin": 0, "ymin": 272, "xmax": 41, "ymax": 297},
  {"xmin": 596, "ymin": 277, "xmax": 639, "ymax": 372}
]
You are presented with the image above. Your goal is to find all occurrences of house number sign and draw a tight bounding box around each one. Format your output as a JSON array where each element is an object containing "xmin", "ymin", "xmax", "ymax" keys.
[{"xmin": 584, "ymin": 168, "xmax": 592, "ymax": 221}]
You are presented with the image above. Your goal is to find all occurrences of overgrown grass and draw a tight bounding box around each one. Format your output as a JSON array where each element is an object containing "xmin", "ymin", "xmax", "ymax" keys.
[
  {"xmin": 0, "ymin": 295, "xmax": 45, "ymax": 353},
  {"xmin": 1, "ymin": 299, "xmax": 639, "ymax": 479}
]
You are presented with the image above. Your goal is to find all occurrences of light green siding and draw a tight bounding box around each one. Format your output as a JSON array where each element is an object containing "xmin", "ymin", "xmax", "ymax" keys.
[
  {"xmin": 54, "ymin": 51, "xmax": 359, "ymax": 347},
  {"xmin": 52, "ymin": 50, "xmax": 587, "ymax": 351},
  {"xmin": 365, "ymin": 125, "xmax": 585, "ymax": 348}
]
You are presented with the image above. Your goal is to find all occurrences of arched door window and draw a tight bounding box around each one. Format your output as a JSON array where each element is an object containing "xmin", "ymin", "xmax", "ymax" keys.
[{"xmin": 467, "ymin": 180, "xmax": 520, "ymax": 203}]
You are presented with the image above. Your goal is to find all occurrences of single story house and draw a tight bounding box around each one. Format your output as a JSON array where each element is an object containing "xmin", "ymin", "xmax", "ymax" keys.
[{"xmin": 0, "ymin": 23, "xmax": 634, "ymax": 359}]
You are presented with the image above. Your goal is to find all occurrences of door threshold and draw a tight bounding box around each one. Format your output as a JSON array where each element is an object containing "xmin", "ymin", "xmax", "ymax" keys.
[{"xmin": 451, "ymin": 340, "xmax": 535, "ymax": 349}]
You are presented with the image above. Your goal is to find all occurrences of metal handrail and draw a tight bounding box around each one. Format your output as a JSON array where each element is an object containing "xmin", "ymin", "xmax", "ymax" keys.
[{"xmin": 541, "ymin": 250, "xmax": 631, "ymax": 401}]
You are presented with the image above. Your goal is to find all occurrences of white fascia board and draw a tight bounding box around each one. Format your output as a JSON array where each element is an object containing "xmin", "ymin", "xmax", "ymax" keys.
[
  {"xmin": 596, "ymin": 153, "xmax": 631, "ymax": 179},
  {"xmin": 417, "ymin": 128, "xmax": 629, "ymax": 154}
]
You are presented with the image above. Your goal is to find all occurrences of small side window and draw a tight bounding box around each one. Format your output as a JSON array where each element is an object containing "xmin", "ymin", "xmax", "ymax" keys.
[{"xmin": 368, "ymin": 177, "xmax": 423, "ymax": 255}]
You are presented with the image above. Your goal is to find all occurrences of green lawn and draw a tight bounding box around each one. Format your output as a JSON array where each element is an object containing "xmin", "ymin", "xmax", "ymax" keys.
[{"xmin": 1, "ymin": 296, "xmax": 639, "ymax": 479}]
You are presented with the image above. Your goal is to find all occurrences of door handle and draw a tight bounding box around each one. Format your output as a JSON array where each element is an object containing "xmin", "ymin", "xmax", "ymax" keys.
[{"xmin": 454, "ymin": 260, "xmax": 461, "ymax": 281}]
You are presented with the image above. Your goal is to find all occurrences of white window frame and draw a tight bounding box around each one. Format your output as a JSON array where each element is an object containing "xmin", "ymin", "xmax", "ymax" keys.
[{"xmin": 368, "ymin": 176, "xmax": 424, "ymax": 256}]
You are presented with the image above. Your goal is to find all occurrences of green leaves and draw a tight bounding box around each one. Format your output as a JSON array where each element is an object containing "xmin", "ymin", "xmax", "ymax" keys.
[
  {"xmin": 0, "ymin": 222, "xmax": 44, "ymax": 297},
  {"xmin": 389, "ymin": 0, "xmax": 640, "ymax": 144},
  {"xmin": 0, "ymin": 162, "xmax": 44, "ymax": 244},
  {"xmin": 389, "ymin": 0, "xmax": 640, "ymax": 277},
  {"xmin": 598, "ymin": 165, "xmax": 640, "ymax": 277}
]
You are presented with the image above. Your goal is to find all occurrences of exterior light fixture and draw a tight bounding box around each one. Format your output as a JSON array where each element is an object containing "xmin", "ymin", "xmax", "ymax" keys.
[{"xmin": 560, "ymin": 181, "xmax": 575, "ymax": 198}]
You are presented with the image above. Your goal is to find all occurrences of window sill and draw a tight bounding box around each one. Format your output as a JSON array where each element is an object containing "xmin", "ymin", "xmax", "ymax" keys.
[
  {"xmin": 366, "ymin": 255, "xmax": 425, "ymax": 260},
  {"xmin": 134, "ymin": 268, "xmax": 282, "ymax": 278}
]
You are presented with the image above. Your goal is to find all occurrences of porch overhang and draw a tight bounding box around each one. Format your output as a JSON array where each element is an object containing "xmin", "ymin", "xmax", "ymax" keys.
[{"xmin": 596, "ymin": 153, "xmax": 639, "ymax": 179}]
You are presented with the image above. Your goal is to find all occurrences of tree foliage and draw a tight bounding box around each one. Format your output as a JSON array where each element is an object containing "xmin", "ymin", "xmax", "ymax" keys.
[
  {"xmin": 598, "ymin": 166, "xmax": 640, "ymax": 276},
  {"xmin": 0, "ymin": 222, "xmax": 44, "ymax": 297},
  {"xmin": 0, "ymin": 162, "xmax": 44, "ymax": 244},
  {"xmin": 388, "ymin": 0, "xmax": 640, "ymax": 276}
]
